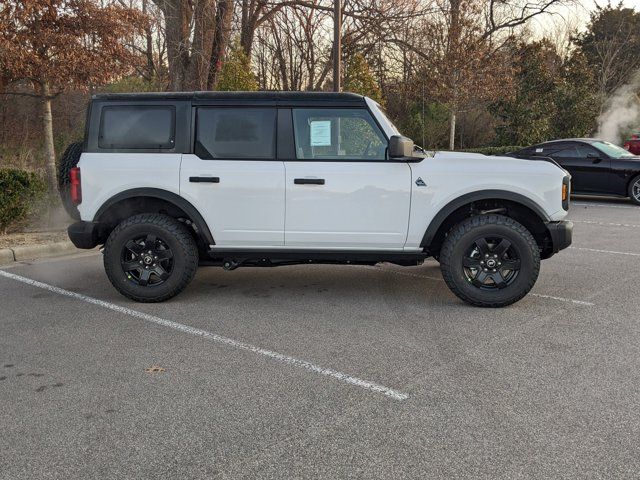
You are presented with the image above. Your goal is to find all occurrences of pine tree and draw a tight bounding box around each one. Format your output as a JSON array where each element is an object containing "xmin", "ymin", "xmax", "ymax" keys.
[
  {"xmin": 216, "ymin": 46, "xmax": 259, "ymax": 92},
  {"xmin": 344, "ymin": 53, "xmax": 384, "ymax": 104}
]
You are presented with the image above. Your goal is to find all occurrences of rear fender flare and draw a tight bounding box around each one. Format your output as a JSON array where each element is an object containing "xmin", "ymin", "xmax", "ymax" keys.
[{"xmin": 94, "ymin": 188, "xmax": 215, "ymax": 246}]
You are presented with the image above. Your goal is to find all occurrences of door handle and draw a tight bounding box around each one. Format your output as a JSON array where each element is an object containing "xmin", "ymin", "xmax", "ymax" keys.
[
  {"xmin": 189, "ymin": 176, "xmax": 220, "ymax": 183},
  {"xmin": 294, "ymin": 178, "xmax": 325, "ymax": 185}
]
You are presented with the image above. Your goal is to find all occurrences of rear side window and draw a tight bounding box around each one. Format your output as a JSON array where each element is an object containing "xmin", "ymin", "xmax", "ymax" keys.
[
  {"xmin": 195, "ymin": 108, "xmax": 276, "ymax": 159},
  {"xmin": 99, "ymin": 106, "xmax": 175, "ymax": 149}
]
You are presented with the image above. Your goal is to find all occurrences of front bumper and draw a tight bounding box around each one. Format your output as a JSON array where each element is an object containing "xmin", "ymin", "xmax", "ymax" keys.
[
  {"xmin": 546, "ymin": 220, "xmax": 573, "ymax": 255},
  {"xmin": 68, "ymin": 221, "xmax": 102, "ymax": 249}
]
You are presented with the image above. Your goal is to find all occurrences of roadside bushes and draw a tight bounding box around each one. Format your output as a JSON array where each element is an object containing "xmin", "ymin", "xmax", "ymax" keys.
[
  {"xmin": 0, "ymin": 169, "xmax": 48, "ymax": 234},
  {"xmin": 461, "ymin": 146, "xmax": 524, "ymax": 156}
]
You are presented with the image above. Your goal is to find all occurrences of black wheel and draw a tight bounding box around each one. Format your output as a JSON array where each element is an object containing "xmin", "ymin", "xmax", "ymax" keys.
[
  {"xmin": 104, "ymin": 214, "xmax": 198, "ymax": 302},
  {"xmin": 57, "ymin": 142, "xmax": 83, "ymax": 220},
  {"xmin": 629, "ymin": 175, "xmax": 640, "ymax": 206},
  {"xmin": 440, "ymin": 215, "xmax": 540, "ymax": 308}
]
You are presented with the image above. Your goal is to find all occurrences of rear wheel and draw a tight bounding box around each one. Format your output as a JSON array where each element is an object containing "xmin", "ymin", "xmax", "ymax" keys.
[
  {"xmin": 629, "ymin": 175, "xmax": 640, "ymax": 206},
  {"xmin": 104, "ymin": 214, "xmax": 198, "ymax": 302},
  {"xmin": 440, "ymin": 215, "xmax": 540, "ymax": 307}
]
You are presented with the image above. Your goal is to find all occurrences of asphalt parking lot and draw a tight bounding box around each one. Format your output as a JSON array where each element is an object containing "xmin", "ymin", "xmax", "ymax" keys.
[{"xmin": 1, "ymin": 197, "xmax": 639, "ymax": 479}]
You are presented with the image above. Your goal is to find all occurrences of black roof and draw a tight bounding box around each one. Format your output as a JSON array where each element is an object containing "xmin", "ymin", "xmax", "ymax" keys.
[{"xmin": 91, "ymin": 91, "xmax": 367, "ymax": 107}]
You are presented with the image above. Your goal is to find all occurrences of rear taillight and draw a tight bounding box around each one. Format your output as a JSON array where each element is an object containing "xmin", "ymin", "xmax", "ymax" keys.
[
  {"xmin": 70, "ymin": 167, "xmax": 82, "ymax": 205},
  {"xmin": 562, "ymin": 175, "xmax": 570, "ymax": 210}
]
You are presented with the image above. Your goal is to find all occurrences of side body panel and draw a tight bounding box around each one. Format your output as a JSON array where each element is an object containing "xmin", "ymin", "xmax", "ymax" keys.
[
  {"xmin": 405, "ymin": 152, "xmax": 568, "ymax": 249},
  {"xmin": 610, "ymin": 158, "xmax": 640, "ymax": 196},
  {"xmin": 78, "ymin": 153, "xmax": 182, "ymax": 221}
]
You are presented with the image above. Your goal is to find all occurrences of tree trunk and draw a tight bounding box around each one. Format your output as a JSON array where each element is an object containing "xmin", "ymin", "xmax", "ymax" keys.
[
  {"xmin": 207, "ymin": 0, "xmax": 233, "ymax": 90},
  {"xmin": 184, "ymin": 0, "xmax": 218, "ymax": 90},
  {"xmin": 449, "ymin": 109, "xmax": 456, "ymax": 150},
  {"xmin": 447, "ymin": 0, "xmax": 461, "ymax": 151},
  {"xmin": 155, "ymin": 0, "xmax": 192, "ymax": 90},
  {"xmin": 40, "ymin": 83, "xmax": 58, "ymax": 193},
  {"xmin": 142, "ymin": 0, "xmax": 155, "ymax": 81}
]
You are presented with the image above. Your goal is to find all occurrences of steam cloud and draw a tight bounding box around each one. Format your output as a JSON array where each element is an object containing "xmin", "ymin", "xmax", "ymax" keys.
[{"xmin": 596, "ymin": 70, "xmax": 640, "ymax": 144}]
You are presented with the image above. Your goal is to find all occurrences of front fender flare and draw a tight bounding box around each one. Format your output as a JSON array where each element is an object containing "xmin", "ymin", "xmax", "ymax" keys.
[{"xmin": 419, "ymin": 189, "xmax": 551, "ymax": 248}]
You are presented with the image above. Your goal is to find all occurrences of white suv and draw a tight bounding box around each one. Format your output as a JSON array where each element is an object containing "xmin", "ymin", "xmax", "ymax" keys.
[{"xmin": 59, "ymin": 92, "xmax": 572, "ymax": 307}]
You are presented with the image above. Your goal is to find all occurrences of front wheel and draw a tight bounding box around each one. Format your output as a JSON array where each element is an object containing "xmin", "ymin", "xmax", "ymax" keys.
[
  {"xmin": 629, "ymin": 175, "xmax": 640, "ymax": 206},
  {"xmin": 440, "ymin": 215, "xmax": 540, "ymax": 308},
  {"xmin": 104, "ymin": 214, "xmax": 198, "ymax": 302}
]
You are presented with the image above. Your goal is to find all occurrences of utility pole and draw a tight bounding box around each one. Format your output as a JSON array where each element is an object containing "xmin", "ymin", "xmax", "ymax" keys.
[{"xmin": 333, "ymin": 0, "xmax": 341, "ymax": 92}]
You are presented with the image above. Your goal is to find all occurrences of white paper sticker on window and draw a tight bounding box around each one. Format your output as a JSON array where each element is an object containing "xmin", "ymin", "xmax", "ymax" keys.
[
  {"xmin": 310, "ymin": 121, "xmax": 331, "ymax": 146},
  {"xmin": 535, "ymin": 148, "xmax": 543, "ymax": 153}
]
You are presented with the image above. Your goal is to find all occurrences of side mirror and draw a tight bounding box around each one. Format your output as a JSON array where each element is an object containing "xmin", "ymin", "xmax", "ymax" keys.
[
  {"xmin": 586, "ymin": 152, "xmax": 602, "ymax": 162},
  {"xmin": 389, "ymin": 135, "xmax": 414, "ymax": 158}
]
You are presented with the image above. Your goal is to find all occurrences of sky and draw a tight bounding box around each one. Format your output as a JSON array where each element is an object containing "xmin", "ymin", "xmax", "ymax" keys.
[{"xmin": 532, "ymin": 0, "xmax": 640, "ymax": 37}]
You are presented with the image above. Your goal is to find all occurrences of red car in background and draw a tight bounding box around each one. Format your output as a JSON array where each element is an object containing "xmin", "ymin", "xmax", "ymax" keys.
[{"xmin": 624, "ymin": 134, "xmax": 640, "ymax": 155}]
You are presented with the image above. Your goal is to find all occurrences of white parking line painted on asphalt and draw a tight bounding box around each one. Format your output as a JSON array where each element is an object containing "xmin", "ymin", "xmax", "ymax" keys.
[
  {"xmin": 571, "ymin": 246, "xmax": 640, "ymax": 257},
  {"xmin": 529, "ymin": 294, "xmax": 594, "ymax": 306},
  {"xmin": 571, "ymin": 201, "xmax": 638, "ymax": 210},
  {"xmin": 0, "ymin": 269, "xmax": 408, "ymax": 401},
  {"xmin": 372, "ymin": 266, "xmax": 594, "ymax": 307},
  {"xmin": 572, "ymin": 220, "xmax": 640, "ymax": 228}
]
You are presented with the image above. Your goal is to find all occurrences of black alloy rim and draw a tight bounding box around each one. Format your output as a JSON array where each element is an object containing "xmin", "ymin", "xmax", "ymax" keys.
[
  {"xmin": 462, "ymin": 236, "xmax": 521, "ymax": 290},
  {"xmin": 120, "ymin": 233, "xmax": 174, "ymax": 286}
]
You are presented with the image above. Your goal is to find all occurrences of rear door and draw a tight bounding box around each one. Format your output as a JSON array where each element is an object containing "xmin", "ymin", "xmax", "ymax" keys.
[
  {"xmin": 283, "ymin": 107, "xmax": 411, "ymax": 249},
  {"xmin": 180, "ymin": 107, "xmax": 285, "ymax": 247}
]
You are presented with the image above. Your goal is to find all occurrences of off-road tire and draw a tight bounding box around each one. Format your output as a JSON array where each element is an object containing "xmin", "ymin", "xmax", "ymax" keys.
[
  {"xmin": 104, "ymin": 214, "xmax": 198, "ymax": 302},
  {"xmin": 440, "ymin": 214, "xmax": 540, "ymax": 308},
  {"xmin": 57, "ymin": 142, "xmax": 83, "ymax": 220},
  {"xmin": 629, "ymin": 175, "xmax": 640, "ymax": 206}
]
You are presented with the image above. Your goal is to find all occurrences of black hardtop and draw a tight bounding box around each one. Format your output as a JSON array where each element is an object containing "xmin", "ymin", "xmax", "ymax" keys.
[{"xmin": 91, "ymin": 91, "xmax": 367, "ymax": 107}]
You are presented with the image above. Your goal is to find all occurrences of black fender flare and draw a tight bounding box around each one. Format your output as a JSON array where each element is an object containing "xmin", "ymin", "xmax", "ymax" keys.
[
  {"xmin": 420, "ymin": 190, "xmax": 551, "ymax": 248},
  {"xmin": 94, "ymin": 188, "xmax": 215, "ymax": 246}
]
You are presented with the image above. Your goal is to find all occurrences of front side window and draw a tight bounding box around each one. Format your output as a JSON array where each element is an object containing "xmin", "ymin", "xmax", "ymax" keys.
[
  {"xmin": 292, "ymin": 108, "xmax": 386, "ymax": 160},
  {"xmin": 550, "ymin": 145, "xmax": 579, "ymax": 158},
  {"xmin": 196, "ymin": 108, "xmax": 276, "ymax": 159},
  {"xmin": 99, "ymin": 106, "xmax": 175, "ymax": 149}
]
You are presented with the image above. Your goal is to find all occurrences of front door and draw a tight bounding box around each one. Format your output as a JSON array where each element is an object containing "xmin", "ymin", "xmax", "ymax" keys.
[
  {"xmin": 180, "ymin": 107, "xmax": 285, "ymax": 247},
  {"xmin": 284, "ymin": 108, "xmax": 411, "ymax": 249},
  {"xmin": 550, "ymin": 143, "xmax": 612, "ymax": 194}
]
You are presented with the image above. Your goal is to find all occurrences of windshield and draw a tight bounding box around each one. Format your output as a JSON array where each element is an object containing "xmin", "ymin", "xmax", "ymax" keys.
[{"xmin": 592, "ymin": 141, "xmax": 636, "ymax": 158}]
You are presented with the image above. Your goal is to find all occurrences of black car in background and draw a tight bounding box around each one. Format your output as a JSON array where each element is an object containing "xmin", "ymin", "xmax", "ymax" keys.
[{"xmin": 509, "ymin": 139, "xmax": 640, "ymax": 205}]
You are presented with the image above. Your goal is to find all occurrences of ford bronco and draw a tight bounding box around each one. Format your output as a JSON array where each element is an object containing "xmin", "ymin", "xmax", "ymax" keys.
[{"xmin": 60, "ymin": 92, "xmax": 572, "ymax": 307}]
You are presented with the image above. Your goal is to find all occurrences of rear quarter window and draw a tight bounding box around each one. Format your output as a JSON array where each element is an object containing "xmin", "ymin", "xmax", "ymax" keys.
[{"xmin": 99, "ymin": 106, "xmax": 175, "ymax": 150}]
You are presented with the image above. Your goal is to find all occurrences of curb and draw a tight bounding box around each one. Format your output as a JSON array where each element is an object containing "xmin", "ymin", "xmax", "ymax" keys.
[{"xmin": 0, "ymin": 241, "xmax": 82, "ymax": 265}]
